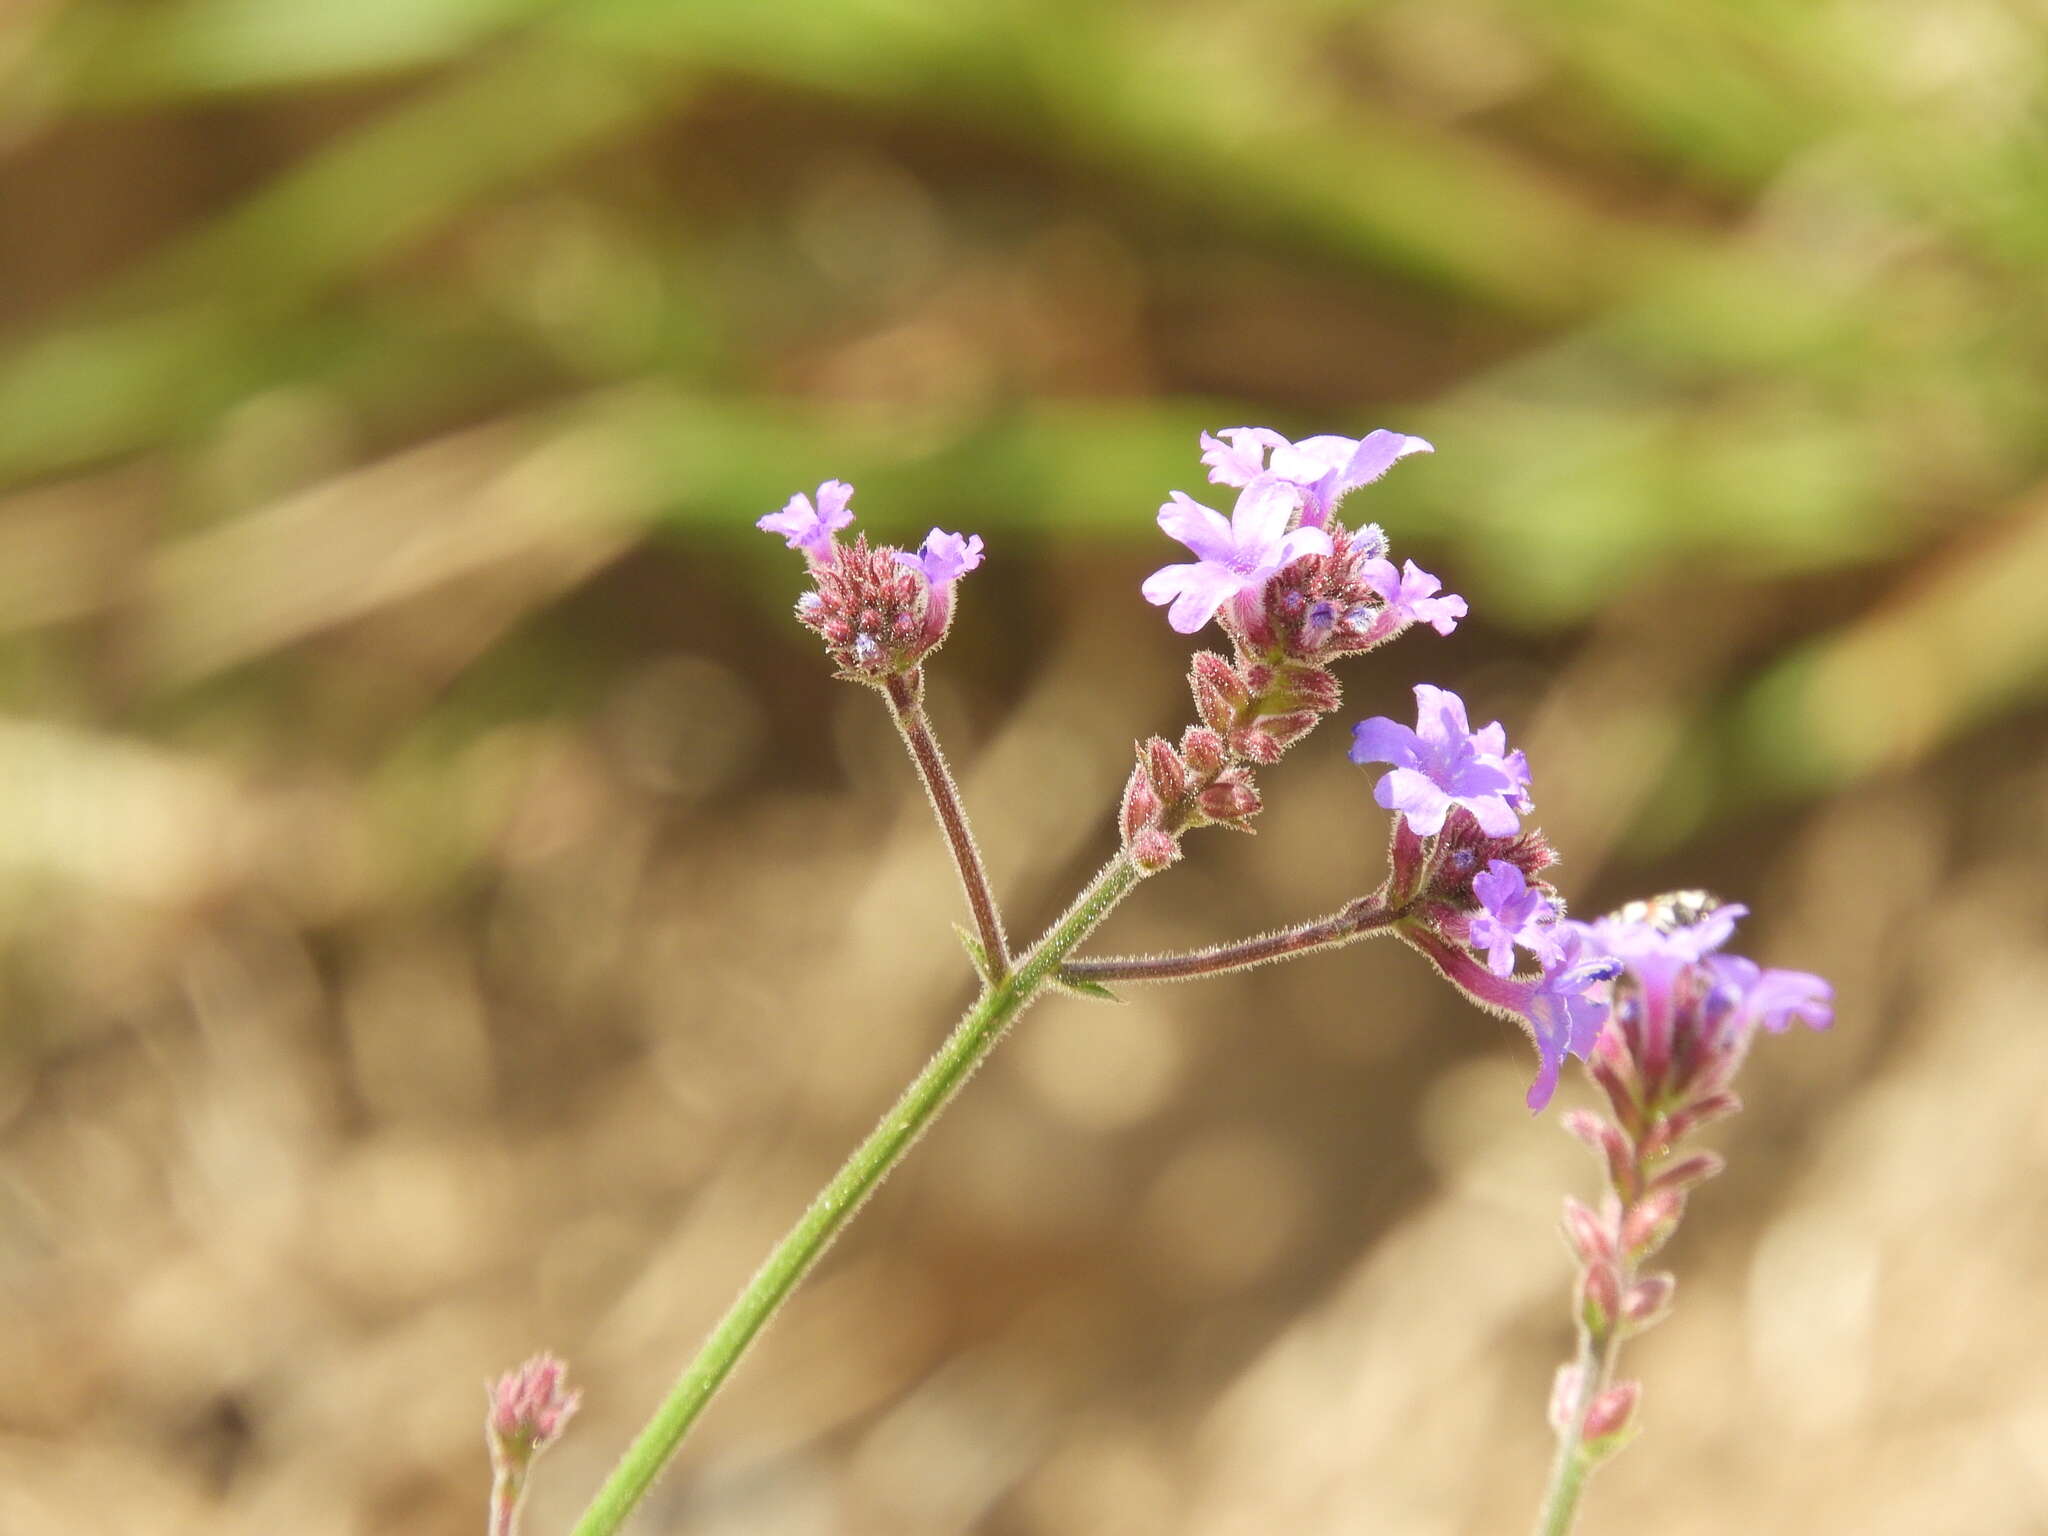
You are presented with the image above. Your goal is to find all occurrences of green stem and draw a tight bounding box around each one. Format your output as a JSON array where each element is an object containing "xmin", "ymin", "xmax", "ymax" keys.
[
  {"xmin": 568, "ymin": 855, "xmax": 1141, "ymax": 1536},
  {"xmin": 1532, "ymin": 1322, "xmax": 1623, "ymax": 1536}
]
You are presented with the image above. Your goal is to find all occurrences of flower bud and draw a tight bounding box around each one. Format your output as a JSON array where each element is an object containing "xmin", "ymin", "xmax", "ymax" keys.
[
  {"xmin": 1579, "ymin": 1260, "xmax": 1622, "ymax": 1333},
  {"xmin": 1648, "ymin": 1150, "xmax": 1725, "ymax": 1197},
  {"xmin": 1662, "ymin": 1090, "xmax": 1742, "ymax": 1144},
  {"xmin": 1197, "ymin": 770, "xmax": 1261, "ymax": 826},
  {"xmin": 1621, "ymin": 1272, "xmax": 1675, "ymax": 1334},
  {"xmin": 1189, "ymin": 652, "xmax": 1249, "ymax": 732},
  {"xmin": 1621, "ymin": 1187, "xmax": 1685, "ymax": 1260},
  {"xmin": 1120, "ymin": 759, "xmax": 1161, "ymax": 844},
  {"xmin": 1145, "ymin": 736, "xmax": 1188, "ymax": 804},
  {"xmin": 1279, "ymin": 663, "xmax": 1341, "ymax": 712},
  {"xmin": 1582, "ymin": 1380, "xmax": 1640, "ymax": 1445},
  {"xmin": 1560, "ymin": 1197, "xmax": 1614, "ymax": 1267},
  {"xmin": 1231, "ymin": 727, "xmax": 1283, "ymax": 765},
  {"xmin": 1129, "ymin": 828, "xmax": 1180, "ymax": 873},
  {"xmin": 1180, "ymin": 727, "xmax": 1225, "ymax": 779},
  {"xmin": 488, "ymin": 1354, "xmax": 580, "ymax": 1463}
]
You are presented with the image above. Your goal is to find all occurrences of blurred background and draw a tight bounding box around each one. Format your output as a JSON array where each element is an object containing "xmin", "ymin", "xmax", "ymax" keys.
[{"xmin": 2, "ymin": 1, "xmax": 2046, "ymax": 1532}]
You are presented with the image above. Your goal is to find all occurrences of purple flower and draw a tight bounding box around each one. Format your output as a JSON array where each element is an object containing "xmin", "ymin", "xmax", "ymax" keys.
[
  {"xmin": 1468, "ymin": 858, "xmax": 1563, "ymax": 976},
  {"xmin": 1524, "ymin": 933, "xmax": 1621, "ymax": 1111},
  {"xmin": 1200, "ymin": 427, "xmax": 1433, "ymax": 527},
  {"xmin": 895, "ymin": 527, "xmax": 985, "ymax": 587},
  {"xmin": 1706, "ymin": 956, "xmax": 1834, "ymax": 1037},
  {"xmin": 1363, "ymin": 556, "xmax": 1467, "ymax": 636},
  {"xmin": 1349, "ymin": 684, "xmax": 1531, "ymax": 838},
  {"xmin": 758, "ymin": 480, "xmax": 855, "ymax": 555},
  {"xmin": 1141, "ymin": 476, "xmax": 1331, "ymax": 635}
]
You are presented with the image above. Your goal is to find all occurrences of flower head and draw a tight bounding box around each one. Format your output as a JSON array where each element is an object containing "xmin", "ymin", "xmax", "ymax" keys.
[
  {"xmin": 488, "ymin": 1354, "xmax": 580, "ymax": 1461},
  {"xmin": 1200, "ymin": 427, "xmax": 1433, "ymax": 527},
  {"xmin": 1468, "ymin": 858, "xmax": 1563, "ymax": 976},
  {"xmin": 758, "ymin": 480, "xmax": 855, "ymax": 557},
  {"xmin": 1349, "ymin": 684, "xmax": 1530, "ymax": 838},
  {"xmin": 893, "ymin": 527, "xmax": 985, "ymax": 587},
  {"xmin": 1142, "ymin": 476, "xmax": 1331, "ymax": 634}
]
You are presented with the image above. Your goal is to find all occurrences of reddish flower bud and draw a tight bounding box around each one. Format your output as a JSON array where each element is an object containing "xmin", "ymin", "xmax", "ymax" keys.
[
  {"xmin": 1279, "ymin": 663, "xmax": 1341, "ymax": 712},
  {"xmin": 1579, "ymin": 1260, "xmax": 1622, "ymax": 1333},
  {"xmin": 1621, "ymin": 1272, "xmax": 1676, "ymax": 1333},
  {"xmin": 1663, "ymin": 1090, "xmax": 1742, "ymax": 1144},
  {"xmin": 1145, "ymin": 736, "xmax": 1188, "ymax": 804},
  {"xmin": 1231, "ymin": 727, "xmax": 1283, "ymax": 764},
  {"xmin": 1621, "ymin": 1187, "xmax": 1685, "ymax": 1259},
  {"xmin": 1251, "ymin": 708, "xmax": 1321, "ymax": 754},
  {"xmin": 1560, "ymin": 1197, "xmax": 1614, "ymax": 1267},
  {"xmin": 1649, "ymin": 1151, "xmax": 1725, "ymax": 1197},
  {"xmin": 1189, "ymin": 652, "xmax": 1249, "ymax": 731},
  {"xmin": 1583, "ymin": 1380, "xmax": 1640, "ymax": 1444},
  {"xmin": 1197, "ymin": 770, "xmax": 1261, "ymax": 826},
  {"xmin": 488, "ymin": 1354, "xmax": 580, "ymax": 1461},
  {"xmin": 1180, "ymin": 726, "xmax": 1225, "ymax": 779},
  {"xmin": 1120, "ymin": 759, "xmax": 1161, "ymax": 844},
  {"xmin": 1129, "ymin": 828, "xmax": 1180, "ymax": 872}
]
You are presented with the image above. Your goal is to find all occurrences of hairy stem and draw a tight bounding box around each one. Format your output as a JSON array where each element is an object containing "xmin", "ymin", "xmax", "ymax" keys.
[
  {"xmin": 885, "ymin": 671, "xmax": 1010, "ymax": 978},
  {"xmin": 1062, "ymin": 897, "xmax": 1397, "ymax": 985},
  {"xmin": 568, "ymin": 855, "xmax": 1141, "ymax": 1536},
  {"xmin": 1533, "ymin": 1321, "xmax": 1624, "ymax": 1536},
  {"xmin": 488, "ymin": 1468, "xmax": 525, "ymax": 1536}
]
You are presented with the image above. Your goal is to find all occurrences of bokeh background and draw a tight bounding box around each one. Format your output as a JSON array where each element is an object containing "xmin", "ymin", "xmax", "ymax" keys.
[{"xmin": 3, "ymin": 2, "xmax": 2047, "ymax": 1532}]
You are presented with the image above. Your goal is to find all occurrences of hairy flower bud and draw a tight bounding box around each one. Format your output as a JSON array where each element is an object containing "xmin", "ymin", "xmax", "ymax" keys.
[
  {"xmin": 1189, "ymin": 652, "xmax": 1249, "ymax": 733},
  {"xmin": 1129, "ymin": 828, "xmax": 1180, "ymax": 873},
  {"xmin": 1621, "ymin": 1272, "xmax": 1676, "ymax": 1334},
  {"xmin": 1648, "ymin": 1150, "xmax": 1725, "ymax": 1196},
  {"xmin": 1180, "ymin": 726, "xmax": 1225, "ymax": 778},
  {"xmin": 1582, "ymin": 1380, "xmax": 1640, "ymax": 1444},
  {"xmin": 1561, "ymin": 1197, "xmax": 1614, "ymax": 1267},
  {"xmin": 1621, "ymin": 1187, "xmax": 1685, "ymax": 1260},
  {"xmin": 1145, "ymin": 736, "xmax": 1188, "ymax": 804},
  {"xmin": 1579, "ymin": 1260, "xmax": 1622, "ymax": 1334},
  {"xmin": 1197, "ymin": 769, "xmax": 1261, "ymax": 827},
  {"xmin": 1120, "ymin": 758, "xmax": 1162, "ymax": 845}
]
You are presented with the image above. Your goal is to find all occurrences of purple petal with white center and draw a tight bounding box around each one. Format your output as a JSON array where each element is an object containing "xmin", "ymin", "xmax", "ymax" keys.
[{"xmin": 1366, "ymin": 557, "xmax": 1467, "ymax": 636}]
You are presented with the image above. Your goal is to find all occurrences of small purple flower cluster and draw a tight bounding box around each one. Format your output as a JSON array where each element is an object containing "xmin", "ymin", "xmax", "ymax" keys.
[
  {"xmin": 760, "ymin": 429, "xmax": 1831, "ymax": 1114},
  {"xmin": 759, "ymin": 482, "xmax": 984, "ymax": 682}
]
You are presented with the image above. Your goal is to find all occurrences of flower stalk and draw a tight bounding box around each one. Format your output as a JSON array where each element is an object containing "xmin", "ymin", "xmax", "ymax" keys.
[
  {"xmin": 567, "ymin": 856, "xmax": 1140, "ymax": 1536},
  {"xmin": 1062, "ymin": 896, "xmax": 1400, "ymax": 986},
  {"xmin": 884, "ymin": 670, "xmax": 1009, "ymax": 978}
]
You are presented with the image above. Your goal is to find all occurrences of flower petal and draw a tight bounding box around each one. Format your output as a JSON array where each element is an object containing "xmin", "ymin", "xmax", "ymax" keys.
[
  {"xmin": 1227, "ymin": 475, "xmax": 1304, "ymax": 558},
  {"xmin": 1157, "ymin": 492, "xmax": 1237, "ymax": 564},
  {"xmin": 1348, "ymin": 716, "xmax": 1422, "ymax": 768}
]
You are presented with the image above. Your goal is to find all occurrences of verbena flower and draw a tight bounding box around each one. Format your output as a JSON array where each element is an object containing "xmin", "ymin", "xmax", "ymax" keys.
[
  {"xmin": 1362, "ymin": 556, "xmax": 1467, "ymax": 636},
  {"xmin": 1468, "ymin": 857, "xmax": 1563, "ymax": 976},
  {"xmin": 1142, "ymin": 476, "xmax": 1330, "ymax": 634},
  {"xmin": 1524, "ymin": 932, "xmax": 1621, "ymax": 1111},
  {"xmin": 894, "ymin": 527, "xmax": 985, "ymax": 587},
  {"xmin": 1200, "ymin": 427, "xmax": 1433, "ymax": 527},
  {"xmin": 1349, "ymin": 684, "xmax": 1532, "ymax": 837},
  {"xmin": 758, "ymin": 480, "xmax": 855, "ymax": 556},
  {"xmin": 488, "ymin": 1354, "xmax": 580, "ymax": 1457}
]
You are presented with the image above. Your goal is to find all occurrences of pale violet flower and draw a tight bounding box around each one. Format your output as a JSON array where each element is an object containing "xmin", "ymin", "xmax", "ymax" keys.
[
  {"xmin": 1349, "ymin": 684, "xmax": 1531, "ymax": 837},
  {"xmin": 1200, "ymin": 427, "xmax": 1433, "ymax": 527},
  {"xmin": 895, "ymin": 528, "xmax": 985, "ymax": 587},
  {"xmin": 1141, "ymin": 476, "xmax": 1330, "ymax": 635},
  {"xmin": 1363, "ymin": 556, "xmax": 1467, "ymax": 636},
  {"xmin": 1468, "ymin": 859, "xmax": 1563, "ymax": 976},
  {"xmin": 1523, "ymin": 932, "xmax": 1621, "ymax": 1111},
  {"xmin": 757, "ymin": 479, "xmax": 856, "ymax": 555}
]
